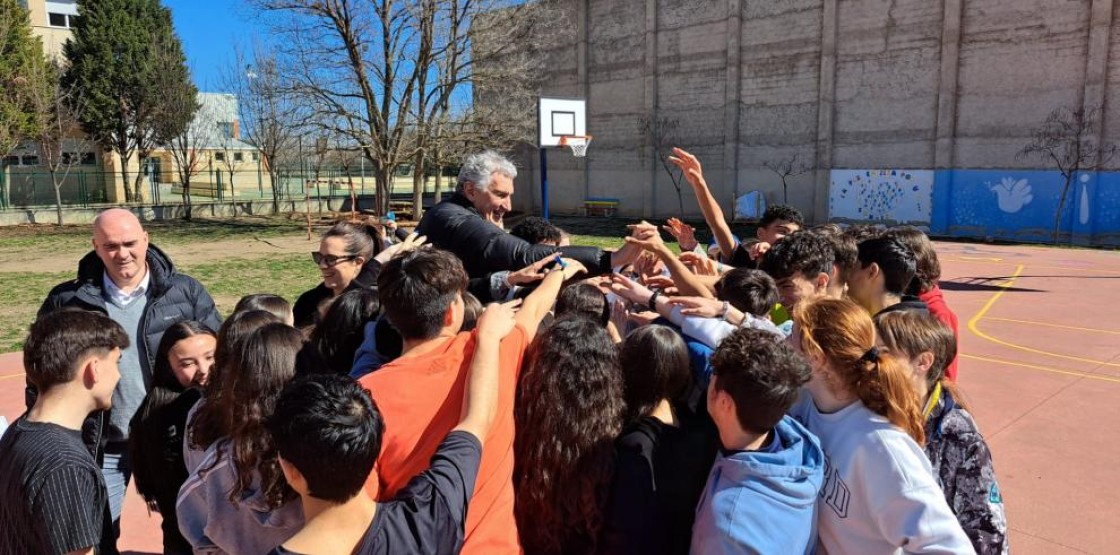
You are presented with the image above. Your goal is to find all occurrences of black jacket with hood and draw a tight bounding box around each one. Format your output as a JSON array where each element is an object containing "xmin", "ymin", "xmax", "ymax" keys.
[{"xmin": 28, "ymin": 245, "xmax": 222, "ymax": 462}]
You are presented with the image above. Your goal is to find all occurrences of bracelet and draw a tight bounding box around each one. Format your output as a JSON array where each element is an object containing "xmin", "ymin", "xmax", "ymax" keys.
[{"xmin": 648, "ymin": 289, "xmax": 662, "ymax": 311}]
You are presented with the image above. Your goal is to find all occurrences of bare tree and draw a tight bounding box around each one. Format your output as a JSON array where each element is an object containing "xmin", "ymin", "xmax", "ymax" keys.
[
  {"xmin": 764, "ymin": 152, "xmax": 811, "ymax": 205},
  {"xmin": 28, "ymin": 60, "xmax": 87, "ymax": 226},
  {"xmin": 250, "ymin": 0, "xmax": 566, "ymax": 216},
  {"xmin": 163, "ymin": 89, "xmax": 206, "ymax": 220},
  {"xmin": 1017, "ymin": 106, "xmax": 1117, "ymax": 242},
  {"xmin": 640, "ymin": 115, "xmax": 685, "ymax": 216},
  {"xmin": 222, "ymin": 44, "xmax": 303, "ymax": 214}
]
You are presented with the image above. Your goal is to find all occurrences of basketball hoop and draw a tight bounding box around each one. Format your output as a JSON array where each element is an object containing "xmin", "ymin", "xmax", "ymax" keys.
[{"xmin": 559, "ymin": 135, "xmax": 592, "ymax": 158}]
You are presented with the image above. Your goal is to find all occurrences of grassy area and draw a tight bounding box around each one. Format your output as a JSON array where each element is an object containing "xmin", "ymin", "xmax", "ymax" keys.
[
  {"xmin": 0, "ymin": 214, "xmax": 713, "ymax": 352},
  {"xmin": 0, "ymin": 256, "xmax": 320, "ymax": 353},
  {"xmin": 0, "ymin": 216, "xmax": 308, "ymax": 255}
]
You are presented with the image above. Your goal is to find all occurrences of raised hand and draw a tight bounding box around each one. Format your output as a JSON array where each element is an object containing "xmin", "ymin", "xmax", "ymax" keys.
[
  {"xmin": 663, "ymin": 218, "xmax": 698, "ymax": 251},
  {"xmin": 476, "ymin": 300, "xmax": 521, "ymax": 340},
  {"xmin": 374, "ymin": 232, "xmax": 428, "ymax": 264},
  {"xmin": 558, "ymin": 258, "xmax": 588, "ymax": 281},
  {"xmin": 609, "ymin": 273, "xmax": 656, "ymax": 306},
  {"xmin": 668, "ymin": 296, "xmax": 727, "ymax": 318},
  {"xmin": 749, "ymin": 241, "xmax": 771, "ymax": 261},
  {"xmin": 508, "ymin": 257, "xmax": 553, "ymax": 286},
  {"xmin": 679, "ymin": 251, "xmax": 718, "ymax": 276},
  {"xmin": 668, "ymin": 147, "xmax": 706, "ymax": 188}
]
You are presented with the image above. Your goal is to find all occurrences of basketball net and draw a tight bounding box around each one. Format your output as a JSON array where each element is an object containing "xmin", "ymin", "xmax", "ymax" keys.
[{"xmin": 559, "ymin": 135, "xmax": 592, "ymax": 158}]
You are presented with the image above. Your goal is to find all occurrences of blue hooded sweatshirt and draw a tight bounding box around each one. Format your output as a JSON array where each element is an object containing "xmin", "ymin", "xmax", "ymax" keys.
[{"xmin": 690, "ymin": 415, "xmax": 824, "ymax": 555}]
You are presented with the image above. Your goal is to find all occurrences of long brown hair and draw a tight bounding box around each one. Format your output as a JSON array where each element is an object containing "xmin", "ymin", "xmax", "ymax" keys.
[
  {"xmin": 514, "ymin": 316, "xmax": 626, "ymax": 554},
  {"xmin": 189, "ymin": 310, "xmax": 282, "ymax": 452},
  {"xmin": 793, "ymin": 297, "xmax": 925, "ymax": 444},
  {"xmin": 198, "ymin": 323, "xmax": 302, "ymax": 509}
]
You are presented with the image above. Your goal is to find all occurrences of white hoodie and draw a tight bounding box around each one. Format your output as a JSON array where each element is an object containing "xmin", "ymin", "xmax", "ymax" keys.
[{"xmin": 788, "ymin": 394, "xmax": 975, "ymax": 554}]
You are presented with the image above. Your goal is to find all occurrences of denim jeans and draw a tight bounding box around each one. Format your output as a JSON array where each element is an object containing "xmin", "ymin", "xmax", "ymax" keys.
[{"xmin": 100, "ymin": 444, "xmax": 132, "ymax": 555}]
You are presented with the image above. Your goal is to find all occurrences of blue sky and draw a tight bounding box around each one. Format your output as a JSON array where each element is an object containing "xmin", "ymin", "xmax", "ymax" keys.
[{"xmin": 164, "ymin": 0, "xmax": 264, "ymax": 91}]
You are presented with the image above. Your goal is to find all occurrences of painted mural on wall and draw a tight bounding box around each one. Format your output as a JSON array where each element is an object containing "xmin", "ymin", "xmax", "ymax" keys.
[
  {"xmin": 828, "ymin": 169, "xmax": 934, "ymax": 226},
  {"xmin": 931, "ymin": 169, "xmax": 1120, "ymax": 246}
]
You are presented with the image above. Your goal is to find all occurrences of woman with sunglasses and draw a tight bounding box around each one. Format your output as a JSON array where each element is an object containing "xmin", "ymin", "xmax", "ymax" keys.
[{"xmin": 293, "ymin": 222, "xmax": 377, "ymax": 328}]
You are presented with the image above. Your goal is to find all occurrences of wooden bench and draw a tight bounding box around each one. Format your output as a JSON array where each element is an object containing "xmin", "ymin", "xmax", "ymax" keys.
[{"xmin": 583, "ymin": 197, "xmax": 620, "ymax": 217}]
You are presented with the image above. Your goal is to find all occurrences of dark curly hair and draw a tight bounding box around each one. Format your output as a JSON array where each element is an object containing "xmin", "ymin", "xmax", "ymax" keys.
[
  {"xmin": 758, "ymin": 231, "xmax": 834, "ymax": 282},
  {"xmin": 885, "ymin": 226, "xmax": 941, "ymax": 295},
  {"xmin": 759, "ymin": 204, "xmax": 804, "ymax": 228},
  {"xmin": 715, "ymin": 268, "xmax": 780, "ymax": 317},
  {"xmin": 198, "ymin": 323, "xmax": 302, "ymax": 509},
  {"xmin": 709, "ymin": 328, "xmax": 811, "ymax": 434},
  {"xmin": 514, "ymin": 316, "xmax": 625, "ymax": 554},
  {"xmin": 510, "ymin": 216, "xmax": 563, "ymax": 245}
]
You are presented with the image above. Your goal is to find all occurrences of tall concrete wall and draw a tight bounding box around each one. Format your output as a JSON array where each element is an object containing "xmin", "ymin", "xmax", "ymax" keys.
[{"xmin": 512, "ymin": 0, "xmax": 1119, "ymax": 223}]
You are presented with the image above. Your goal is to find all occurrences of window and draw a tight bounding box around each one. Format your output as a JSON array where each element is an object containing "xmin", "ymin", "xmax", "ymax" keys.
[
  {"xmin": 217, "ymin": 122, "xmax": 234, "ymax": 139},
  {"xmin": 214, "ymin": 152, "xmax": 225, "ymax": 162},
  {"xmin": 3, "ymin": 156, "xmax": 18, "ymax": 166},
  {"xmin": 21, "ymin": 155, "xmax": 40, "ymax": 166},
  {"xmin": 234, "ymin": 152, "xmax": 244, "ymax": 162},
  {"xmin": 62, "ymin": 152, "xmax": 78, "ymax": 165},
  {"xmin": 48, "ymin": 12, "xmax": 68, "ymax": 27},
  {"xmin": 80, "ymin": 152, "xmax": 97, "ymax": 165},
  {"xmin": 252, "ymin": 152, "xmax": 260, "ymax": 161}
]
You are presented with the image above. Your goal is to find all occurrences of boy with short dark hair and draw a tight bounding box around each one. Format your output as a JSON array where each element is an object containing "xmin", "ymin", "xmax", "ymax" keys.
[
  {"xmin": 692, "ymin": 328, "xmax": 824, "ymax": 554},
  {"xmin": 846, "ymin": 236, "xmax": 927, "ymax": 316},
  {"xmin": 1, "ymin": 309, "xmax": 129, "ymax": 555},
  {"xmin": 758, "ymin": 231, "xmax": 836, "ymax": 311},
  {"xmin": 267, "ymin": 300, "xmax": 518, "ymax": 554},
  {"xmin": 724, "ymin": 204, "xmax": 806, "ymax": 269}
]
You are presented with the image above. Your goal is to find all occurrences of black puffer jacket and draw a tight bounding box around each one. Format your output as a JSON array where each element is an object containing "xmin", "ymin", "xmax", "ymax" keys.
[
  {"xmin": 28, "ymin": 245, "xmax": 222, "ymax": 462},
  {"xmin": 417, "ymin": 193, "xmax": 613, "ymax": 278}
]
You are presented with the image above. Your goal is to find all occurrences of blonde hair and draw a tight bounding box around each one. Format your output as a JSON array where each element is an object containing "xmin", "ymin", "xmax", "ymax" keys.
[{"xmin": 793, "ymin": 297, "xmax": 925, "ymax": 444}]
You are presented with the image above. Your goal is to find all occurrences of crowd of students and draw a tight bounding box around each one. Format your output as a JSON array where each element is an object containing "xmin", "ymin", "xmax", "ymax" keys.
[{"xmin": 0, "ymin": 148, "xmax": 1007, "ymax": 554}]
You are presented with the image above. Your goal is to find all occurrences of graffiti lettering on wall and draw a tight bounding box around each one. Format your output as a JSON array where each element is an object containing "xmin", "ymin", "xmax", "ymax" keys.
[{"xmin": 828, "ymin": 169, "xmax": 934, "ymax": 226}]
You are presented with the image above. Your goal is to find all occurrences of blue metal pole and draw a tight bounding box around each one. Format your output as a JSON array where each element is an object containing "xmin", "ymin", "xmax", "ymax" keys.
[{"xmin": 540, "ymin": 147, "xmax": 549, "ymax": 221}]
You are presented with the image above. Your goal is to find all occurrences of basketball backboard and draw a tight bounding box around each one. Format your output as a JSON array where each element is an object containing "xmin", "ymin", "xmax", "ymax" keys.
[{"xmin": 538, "ymin": 97, "xmax": 587, "ymax": 148}]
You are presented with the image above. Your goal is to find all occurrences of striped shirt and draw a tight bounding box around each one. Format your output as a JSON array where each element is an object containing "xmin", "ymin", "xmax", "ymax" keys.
[{"xmin": 0, "ymin": 418, "xmax": 108, "ymax": 554}]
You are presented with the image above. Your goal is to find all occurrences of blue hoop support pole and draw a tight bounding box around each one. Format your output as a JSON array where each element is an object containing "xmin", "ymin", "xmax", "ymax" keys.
[{"xmin": 540, "ymin": 147, "xmax": 549, "ymax": 221}]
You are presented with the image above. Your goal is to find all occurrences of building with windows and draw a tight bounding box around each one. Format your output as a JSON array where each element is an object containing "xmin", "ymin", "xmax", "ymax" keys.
[{"xmin": 8, "ymin": 0, "xmax": 271, "ymax": 207}]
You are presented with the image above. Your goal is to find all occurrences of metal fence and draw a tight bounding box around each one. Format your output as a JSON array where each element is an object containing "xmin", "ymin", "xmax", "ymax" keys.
[{"xmin": 0, "ymin": 167, "xmax": 445, "ymax": 210}]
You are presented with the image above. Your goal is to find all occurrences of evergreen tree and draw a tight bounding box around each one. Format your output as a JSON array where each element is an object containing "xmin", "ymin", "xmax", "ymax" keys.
[
  {"xmin": 64, "ymin": 0, "xmax": 196, "ymax": 202},
  {"xmin": 0, "ymin": 0, "xmax": 48, "ymax": 159}
]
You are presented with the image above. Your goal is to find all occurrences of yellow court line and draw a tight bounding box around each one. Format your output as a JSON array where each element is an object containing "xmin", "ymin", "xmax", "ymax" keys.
[
  {"xmin": 942, "ymin": 257, "xmax": 1118, "ymax": 274},
  {"xmin": 984, "ymin": 317, "xmax": 1120, "ymax": 336},
  {"xmin": 960, "ymin": 353, "xmax": 1120, "ymax": 384},
  {"xmin": 967, "ymin": 264, "xmax": 1120, "ymax": 368},
  {"xmin": 0, "ymin": 373, "xmax": 25, "ymax": 381}
]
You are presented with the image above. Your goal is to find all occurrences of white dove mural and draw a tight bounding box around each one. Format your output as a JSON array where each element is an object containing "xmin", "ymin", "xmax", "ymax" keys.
[{"xmin": 989, "ymin": 177, "xmax": 1034, "ymax": 214}]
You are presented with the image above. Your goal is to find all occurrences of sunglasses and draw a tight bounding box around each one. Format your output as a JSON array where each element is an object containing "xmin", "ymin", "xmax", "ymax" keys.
[{"xmin": 311, "ymin": 252, "xmax": 359, "ymax": 267}]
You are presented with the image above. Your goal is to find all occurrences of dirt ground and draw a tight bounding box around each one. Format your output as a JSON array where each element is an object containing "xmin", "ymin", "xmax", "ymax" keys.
[{"xmin": 0, "ymin": 233, "xmax": 319, "ymax": 274}]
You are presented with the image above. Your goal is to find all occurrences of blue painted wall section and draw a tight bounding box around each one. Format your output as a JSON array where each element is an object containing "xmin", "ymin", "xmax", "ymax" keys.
[{"xmin": 929, "ymin": 169, "xmax": 1120, "ymax": 246}]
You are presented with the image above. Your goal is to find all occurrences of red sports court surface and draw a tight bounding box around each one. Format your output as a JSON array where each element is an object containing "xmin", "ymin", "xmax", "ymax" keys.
[{"xmin": 1, "ymin": 240, "xmax": 1118, "ymax": 554}]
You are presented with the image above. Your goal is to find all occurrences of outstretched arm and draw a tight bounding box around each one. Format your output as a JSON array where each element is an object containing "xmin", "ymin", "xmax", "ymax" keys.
[
  {"xmin": 669, "ymin": 148, "xmax": 737, "ymax": 262},
  {"xmin": 514, "ymin": 257, "xmax": 588, "ymax": 337},
  {"xmin": 453, "ymin": 301, "xmax": 519, "ymax": 444}
]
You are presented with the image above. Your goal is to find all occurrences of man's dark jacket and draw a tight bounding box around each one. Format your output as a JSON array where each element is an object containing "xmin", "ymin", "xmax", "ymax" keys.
[
  {"xmin": 28, "ymin": 244, "xmax": 223, "ymax": 462},
  {"xmin": 417, "ymin": 192, "xmax": 613, "ymax": 278}
]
